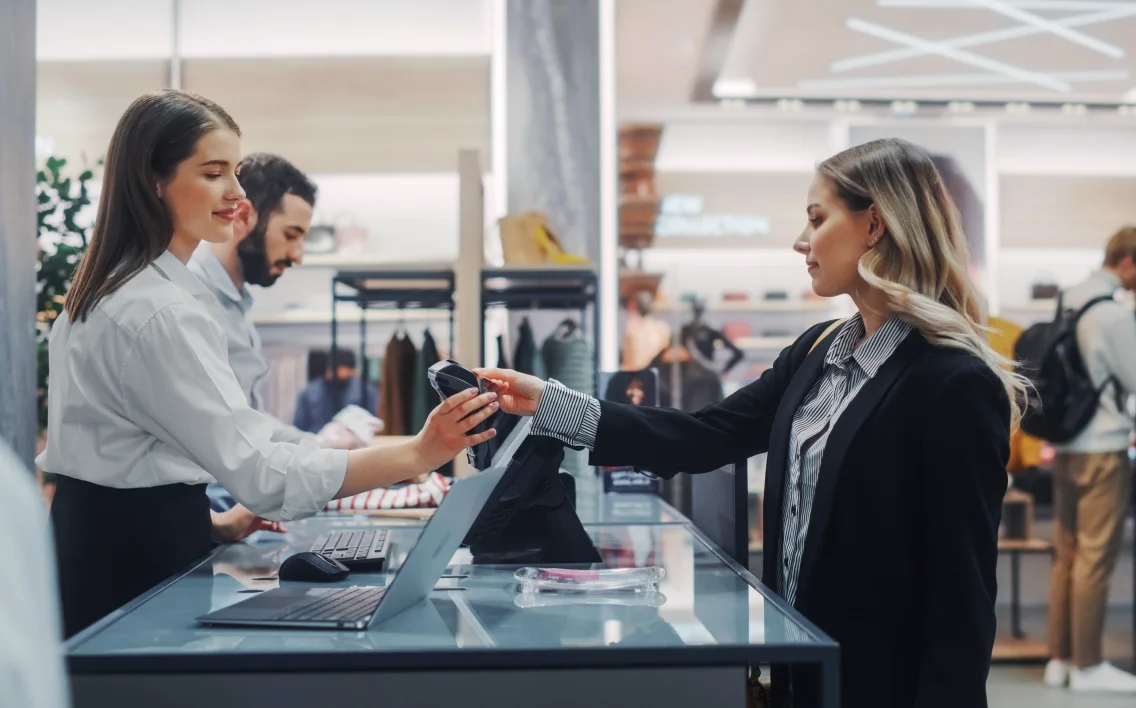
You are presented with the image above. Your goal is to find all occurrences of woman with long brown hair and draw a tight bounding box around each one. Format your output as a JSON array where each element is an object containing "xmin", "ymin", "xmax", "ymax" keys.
[
  {"xmin": 37, "ymin": 90, "xmax": 499, "ymax": 637},
  {"xmin": 479, "ymin": 138, "xmax": 1022, "ymax": 708}
]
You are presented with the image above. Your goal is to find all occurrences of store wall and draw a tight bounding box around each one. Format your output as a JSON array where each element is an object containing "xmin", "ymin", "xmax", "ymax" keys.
[
  {"xmin": 0, "ymin": 0, "xmax": 37, "ymax": 468},
  {"xmin": 506, "ymin": 0, "xmax": 601, "ymax": 262}
]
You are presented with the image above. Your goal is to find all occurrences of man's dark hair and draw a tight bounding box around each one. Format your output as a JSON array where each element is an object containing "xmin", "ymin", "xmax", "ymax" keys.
[
  {"xmin": 333, "ymin": 349, "xmax": 357, "ymax": 370},
  {"xmin": 236, "ymin": 153, "xmax": 317, "ymax": 287},
  {"xmin": 239, "ymin": 153, "xmax": 317, "ymax": 216}
]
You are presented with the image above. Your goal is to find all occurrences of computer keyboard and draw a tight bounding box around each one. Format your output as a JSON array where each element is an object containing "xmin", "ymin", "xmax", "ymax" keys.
[
  {"xmin": 309, "ymin": 529, "xmax": 388, "ymax": 570},
  {"xmin": 274, "ymin": 586, "xmax": 385, "ymax": 623}
]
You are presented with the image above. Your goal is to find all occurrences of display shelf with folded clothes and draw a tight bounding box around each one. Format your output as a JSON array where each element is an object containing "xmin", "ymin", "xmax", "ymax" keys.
[{"xmin": 323, "ymin": 472, "xmax": 449, "ymax": 515}]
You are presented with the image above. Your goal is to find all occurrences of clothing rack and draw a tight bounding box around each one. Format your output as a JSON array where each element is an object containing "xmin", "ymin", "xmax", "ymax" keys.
[
  {"xmin": 480, "ymin": 267, "xmax": 600, "ymax": 391},
  {"xmin": 330, "ymin": 268, "xmax": 456, "ymax": 392}
]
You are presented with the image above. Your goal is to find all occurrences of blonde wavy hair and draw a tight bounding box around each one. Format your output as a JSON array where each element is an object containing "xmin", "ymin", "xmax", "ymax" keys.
[{"xmin": 818, "ymin": 138, "xmax": 1026, "ymax": 427}]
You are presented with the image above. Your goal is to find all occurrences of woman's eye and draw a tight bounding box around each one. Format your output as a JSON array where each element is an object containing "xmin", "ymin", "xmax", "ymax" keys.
[
  {"xmin": 205, "ymin": 174, "xmax": 222, "ymax": 180},
  {"xmin": 809, "ymin": 217, "xmax": 821, "ymax": 225}
]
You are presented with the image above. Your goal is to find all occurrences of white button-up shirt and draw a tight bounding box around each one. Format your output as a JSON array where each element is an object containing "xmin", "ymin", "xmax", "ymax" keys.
[
  {"xmin": 35, "ymin": 250, "xmax": 347, "ymax": 521},
  {"xmin": 0, "ymin": 442, "xmax": 68, "ymax": 708},
  {"xmin": 187, "ymin": 244, "xmax": 312, "ymax": 445}
]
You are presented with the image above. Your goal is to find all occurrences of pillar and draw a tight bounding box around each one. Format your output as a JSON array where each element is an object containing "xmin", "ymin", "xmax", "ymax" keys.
[{"xmin": 0, "ymin": 0, "xmax": 38, "ymax": 469}]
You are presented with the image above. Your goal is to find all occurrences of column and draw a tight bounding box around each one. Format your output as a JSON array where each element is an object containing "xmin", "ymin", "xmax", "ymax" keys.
[
  {"xmin": 506, "ymin": 0, "xmax": 601, "ymax": 262},
  {"xmin": 0, "ymin": 0, "xmax": 37, "ymax": 468}
]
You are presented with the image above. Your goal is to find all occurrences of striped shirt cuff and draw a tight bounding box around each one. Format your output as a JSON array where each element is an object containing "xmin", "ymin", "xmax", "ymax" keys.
[{"xmin": 531, "ymin": 379, "xmax": 601, "ymax": 449}]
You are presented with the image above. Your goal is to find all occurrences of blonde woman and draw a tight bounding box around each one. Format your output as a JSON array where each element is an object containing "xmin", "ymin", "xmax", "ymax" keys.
[{"xmin": 478, "ymin": 138, "xmax": 1021, "ymax": 708}]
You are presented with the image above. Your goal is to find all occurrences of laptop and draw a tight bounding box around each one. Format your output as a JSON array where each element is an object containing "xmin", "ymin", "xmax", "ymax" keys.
[{"xmin": 197, "ymin": 417, "xmax": 533, "ymax": 631}]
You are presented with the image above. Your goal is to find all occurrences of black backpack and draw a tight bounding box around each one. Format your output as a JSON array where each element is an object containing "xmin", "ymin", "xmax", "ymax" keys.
[{"xmin": 1014, "ymin": 294, "xmax": 1116, "ymax": 443}]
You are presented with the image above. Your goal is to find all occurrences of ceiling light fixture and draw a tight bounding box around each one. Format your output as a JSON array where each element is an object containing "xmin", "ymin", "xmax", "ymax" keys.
[
  {"xmin": 834, "ymin": 99, "xmax": 863, "ymax": 112},
  {"xmin": 970, "ymin": 0, "xmax": 1125, "ymax": 57},
  {"xmin": 1005, "ymin": 102, "xmax": 1032, "ymax": 114},
  {"xmin": 845, "ymin": 18, "xmax": 1072, "ymax": 92},
  {"xmin": 833, "ymin": 6, "xmax": 1136, "ymax": 73},
  {"xmin": 718, "ymin": 98, "xmax": 748, "ymax": 110},
  {"xmin": 776, "ymin": 98, "xmax": 805, "ymax": 111},
  {"xmin": 879, "ymin": 1, "xmax": 1135, "ymax": 11},
  {"xmin": 712, "ymin": 77, "xmax": 758, "ymax": 100},
  {"xmin": 799, "ymin": 69, "xmax": 1126, "ymax": 91},
  {"xmin": 891, "ymin": 100, "xmax": 919, "ymax": 116},
  {"xmin": 948, "ymin": 101, "xmax": 976, "ymax": 113},
  {"xmin": 1060, "ymin": 102, "xmax": 1089, "ymax": 115}
]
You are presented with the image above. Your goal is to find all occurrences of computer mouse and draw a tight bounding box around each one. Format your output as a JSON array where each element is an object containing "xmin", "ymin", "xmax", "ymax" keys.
[{"xmin": 279, "ymin": 551, "xmax": 350, "ymax": 582}]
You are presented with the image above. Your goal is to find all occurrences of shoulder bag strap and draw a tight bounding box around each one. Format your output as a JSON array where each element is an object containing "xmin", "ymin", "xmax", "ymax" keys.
[{"xmin": 808, "ymin": 318, "xmax": 847, "ymax": 356}]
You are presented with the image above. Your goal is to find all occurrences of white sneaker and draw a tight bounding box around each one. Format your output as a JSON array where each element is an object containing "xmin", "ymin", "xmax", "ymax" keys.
[
  {"xmin": 1043, "ymin": 659, "xmax": 1071, "ymax": 688},
  {"xmin": 1070, "ymin": 662, "xmax": 1136, "ymax": 693}
]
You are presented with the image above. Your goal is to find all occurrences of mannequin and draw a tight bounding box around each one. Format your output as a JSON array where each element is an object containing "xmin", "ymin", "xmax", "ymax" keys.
[
  {"xmin": 621, "ymin": 290, "xmax": 672, "ymax": 371},
  {"xmin": 679, "ymin": 298, "xmax": 744, "ymax": 375}
]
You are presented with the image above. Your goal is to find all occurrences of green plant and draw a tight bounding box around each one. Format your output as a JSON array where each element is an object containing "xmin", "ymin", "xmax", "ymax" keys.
[{"xmin": 36, "ymin": 156, "xmax": 98, "ymax": 433}]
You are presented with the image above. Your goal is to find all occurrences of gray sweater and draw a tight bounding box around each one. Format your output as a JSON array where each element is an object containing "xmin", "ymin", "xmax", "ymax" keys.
[{"xmin": 1055, "ymin": 270, "xmax": 1136, "ymax": 453}]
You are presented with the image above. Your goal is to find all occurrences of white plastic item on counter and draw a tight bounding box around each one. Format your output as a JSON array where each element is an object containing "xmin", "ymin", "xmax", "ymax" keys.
[{"xmin": 514, "ymin": 566, "xmax": 666, "ymax": 594}]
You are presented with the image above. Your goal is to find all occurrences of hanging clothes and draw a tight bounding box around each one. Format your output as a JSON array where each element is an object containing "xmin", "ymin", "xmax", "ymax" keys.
[
  {"xmin": 378, "ymin": 333, "xmax": 418, "ymax": 436},
  {"xmin": 496, "ymin": 334, "xmax": 510, "ymax": 370},
  {"xmin": 541, "ymin": 321, "xmax": 595, "ymax": 480},
  {"xmin": 513, "ymin": 317, "xmax": 546, "ymax": 379},
  {"xmin": 410, "ymin": 329, "xmax": 443, "ymax": 434}
]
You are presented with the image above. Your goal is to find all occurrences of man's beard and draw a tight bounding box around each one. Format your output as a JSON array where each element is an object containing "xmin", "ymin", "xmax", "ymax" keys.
[{"xmin": 237, "ymin": 222, "xmax": 292, "ymax": 287}]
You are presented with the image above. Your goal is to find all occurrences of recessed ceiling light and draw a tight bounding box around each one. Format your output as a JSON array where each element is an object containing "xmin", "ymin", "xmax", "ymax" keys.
[
  {"xmin": 777, "ymin": 98, "xmax": 804, "ymax": 111},
  {"xmin": 1060, "ymin": 102, "xmax": 1088, "ymax": 115},
  {"xmin": 1005, "ymin": 102, "xmax": 1031, "ymax": 114},
  {"xmin": 947, "ymin": 101, "xmax": 976, "ymax": 113},
  {"xmin": 717, "ymin": 98, "xmax": 748, "ymax": 110},
  {"xmin": 891, "ymin": 100, "xmax": 918, "ymax": 116},
  {"xmin": 834, "ymin": 99, "xmax": 863, "ymax": 112},
  {"xmin": 712, "ymin": 78, "xmax": 758, "ymax": 100}
]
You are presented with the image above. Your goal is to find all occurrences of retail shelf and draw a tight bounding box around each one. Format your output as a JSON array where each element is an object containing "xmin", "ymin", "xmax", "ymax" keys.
[
  {"xmin": 656, "ymin": 299, "xmax": 839, "ymax": 314},
  {"xmin": 252, "ymin": 308, "xmax": 452, "ymax": 326},
  {"xmin": 736, "ymin": 336, "xmax": 797, "ymax": 351},
  {"xmin": 298, "ymin": 254, "xmax": 454, "ymax": 270},
  {"xmin": 650, "ymin": 237, "xmax": 780, "ymax": 250},
  {"xmin": 997, "ymin": 538, "xmax": 1053, "ymax": 553}
]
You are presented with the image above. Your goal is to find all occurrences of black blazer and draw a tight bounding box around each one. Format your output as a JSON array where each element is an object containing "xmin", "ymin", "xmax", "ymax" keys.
[{"xmin": 588, "ymin": 320, "xmax": 1010, "ymax": 708}]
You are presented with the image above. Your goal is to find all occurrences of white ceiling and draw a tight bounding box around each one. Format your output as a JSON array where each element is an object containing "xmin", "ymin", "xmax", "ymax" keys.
[{"xmin": 618, "ymin": 0, "xmax": 1136, "ymax": 109}]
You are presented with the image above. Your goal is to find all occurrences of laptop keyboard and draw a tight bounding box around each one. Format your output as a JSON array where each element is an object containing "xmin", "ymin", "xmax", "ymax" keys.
[
  {"xmin": 274, "ymin": 586, "xmax": 385, "ymax": 623},
  {"xmin": 309, "ymin": 529, "xmax": 388, "ymax": 564}
]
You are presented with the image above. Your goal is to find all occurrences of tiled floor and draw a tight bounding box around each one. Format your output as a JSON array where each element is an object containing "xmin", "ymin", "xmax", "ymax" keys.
[{"xmin": 989, "ymin": 607, "xmax": 1134, "ymax": 706}]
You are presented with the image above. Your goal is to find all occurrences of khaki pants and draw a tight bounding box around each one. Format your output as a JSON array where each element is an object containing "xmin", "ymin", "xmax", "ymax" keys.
[{"xmin": 1047, "ymin": 451, "xmax": 1132, "ymax": 667}]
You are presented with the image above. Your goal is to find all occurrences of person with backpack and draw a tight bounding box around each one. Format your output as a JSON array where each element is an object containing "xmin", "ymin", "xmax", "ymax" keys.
[{"xmin": 1024, "ymin": 226, "xmax": 1136, "ymax": 693}]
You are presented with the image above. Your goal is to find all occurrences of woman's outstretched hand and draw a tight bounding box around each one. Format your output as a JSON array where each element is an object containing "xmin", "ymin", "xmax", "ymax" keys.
[{"xmin": 473, "ymin": 368, "xmax": 547, "ymax": 417}]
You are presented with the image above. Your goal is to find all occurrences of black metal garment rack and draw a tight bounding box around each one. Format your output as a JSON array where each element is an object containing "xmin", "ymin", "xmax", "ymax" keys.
[
  {"xmin": 330, "ymin": 269, "xmax": 455, "ymax": 392},
  {"xmin": 480, "ymin": 267, "xmax": 600, "ymax": 393}
]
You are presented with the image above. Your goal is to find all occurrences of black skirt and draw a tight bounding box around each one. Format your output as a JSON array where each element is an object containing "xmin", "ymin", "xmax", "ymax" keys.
[{"xmin": 51, "ymin": 475, "xmax": 213, "ymax": 638}]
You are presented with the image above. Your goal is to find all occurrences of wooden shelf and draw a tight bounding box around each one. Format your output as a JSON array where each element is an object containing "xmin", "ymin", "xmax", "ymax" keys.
[
  {"xmin": 998, "ymin": 538, "xmax": 1053, "ymax": 553},
  {"xmin": 992, "ymin": 636, "xmax": 1049, "ymax": 663}
]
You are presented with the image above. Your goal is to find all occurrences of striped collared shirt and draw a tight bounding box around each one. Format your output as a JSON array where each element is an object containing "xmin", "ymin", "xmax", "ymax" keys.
[
  {"xmin": 777, "ymin": 314, "xmax": 912, "ymax": 604},
  {"xmin": 530, "ymin": 315, "xmax": 912, "ymax": 604}
]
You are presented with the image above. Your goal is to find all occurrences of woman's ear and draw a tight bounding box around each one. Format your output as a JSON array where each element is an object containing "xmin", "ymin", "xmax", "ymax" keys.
[{"xmin": 866, "ymin": 204, "xmax": 885, "ymax": 248}]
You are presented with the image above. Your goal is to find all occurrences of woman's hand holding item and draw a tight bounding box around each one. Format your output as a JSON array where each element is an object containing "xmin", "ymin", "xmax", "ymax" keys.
[
  {"xmin": 412, "ymin": 387, "xmax": 499, "ymax": 471},
  {"xmin": 473, "ymin": 368, "xmax": 547, "ymax": 417},
  {"xmin": 210, "ymin": 504, "xmax": 288, "ymax": 544}
]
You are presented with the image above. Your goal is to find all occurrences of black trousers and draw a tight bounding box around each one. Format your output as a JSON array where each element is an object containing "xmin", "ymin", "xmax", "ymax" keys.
[{"xmin": 51, "ymin": 475, "xmax": 213, "ymax": 638}]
